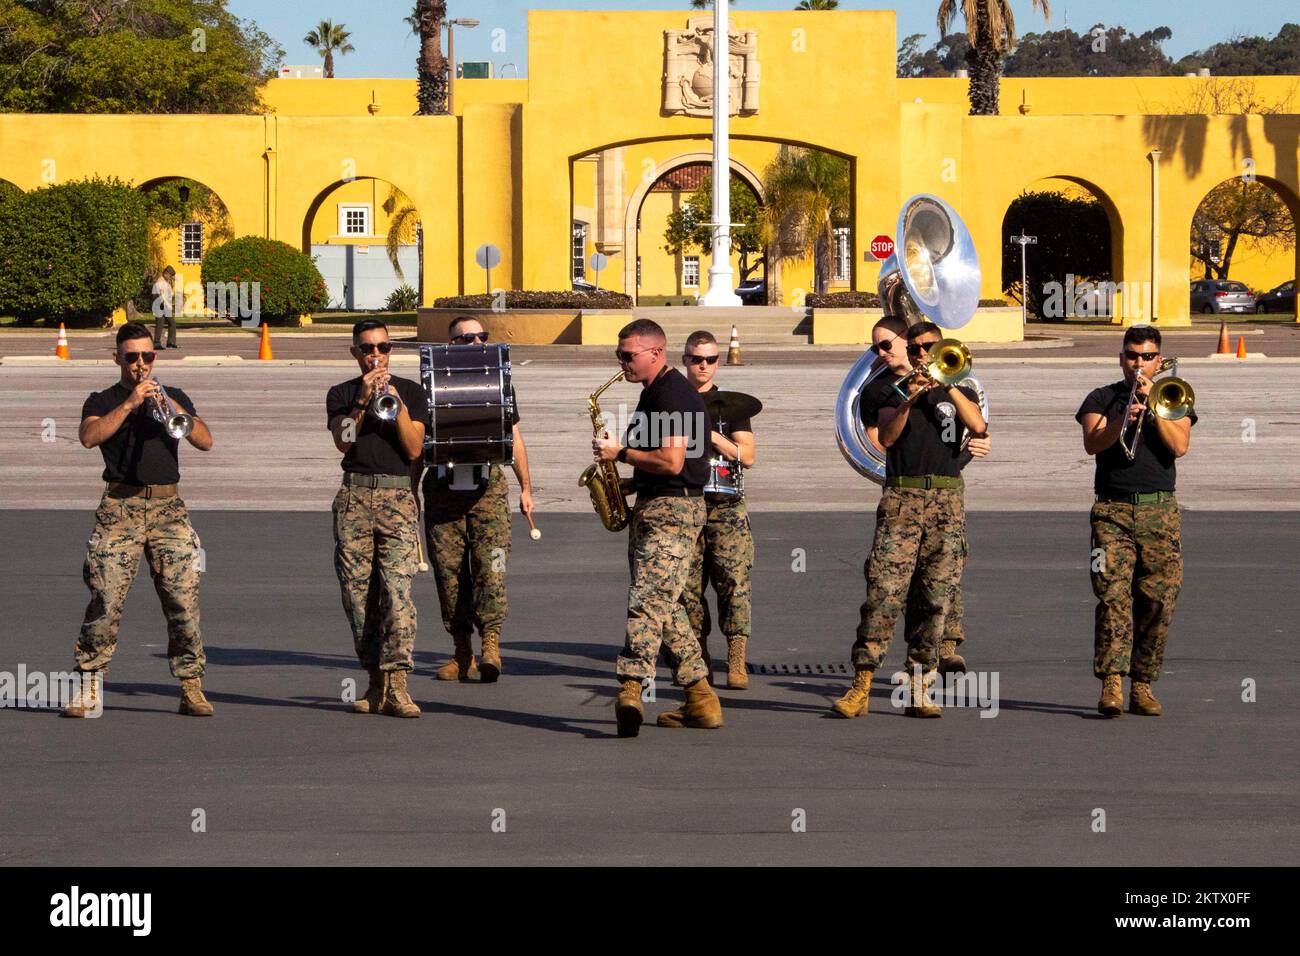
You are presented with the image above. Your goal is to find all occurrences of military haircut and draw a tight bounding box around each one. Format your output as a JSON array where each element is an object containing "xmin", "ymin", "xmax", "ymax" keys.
[
  {"xmin": 685, "ymin": 330, "xmax": 717, "ymax": 352},
  {"xmin": 905, "ymin": 320, "xmax": 942, "ymax": 340},
  {"xmin": 116, "ymin": 322, "xmax": 154, "ymax": 348},
  {"xmin": 1123, "ymin": 325, "xmax": 1161, "ymax": 349},
  {"xmin": 352, "ymin": 318, "xmax": 389, "ymax": 343},
  {"xmin": 618, "ymin": 318, "xmax": 666, "ymax": 345},
  {"xmin": 872, "ymin": 315, "xmax": 908, "ymax": 338}
]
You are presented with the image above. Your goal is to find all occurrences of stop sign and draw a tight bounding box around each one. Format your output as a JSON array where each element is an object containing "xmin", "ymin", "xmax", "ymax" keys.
[{"xmin": 870, "ymin": 235, "xmax": 895, "ymax": 260}]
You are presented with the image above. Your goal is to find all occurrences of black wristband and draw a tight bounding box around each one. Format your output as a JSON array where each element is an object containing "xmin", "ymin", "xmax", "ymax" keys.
[{"xmin": 616, "ymin": 447, "xmax": 628, "ymax": 464}]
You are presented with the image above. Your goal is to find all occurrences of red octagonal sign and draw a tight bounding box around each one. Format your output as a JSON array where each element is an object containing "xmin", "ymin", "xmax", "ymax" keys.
[{"xmin": 870, "ymin": 235, "xmax": 895, "ymax": 260}]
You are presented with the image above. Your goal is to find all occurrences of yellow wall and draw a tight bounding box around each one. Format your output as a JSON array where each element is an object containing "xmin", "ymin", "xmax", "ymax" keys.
[{"xmin": 1, "ymin": 10, "xmax": 1296, "ymax": 325}]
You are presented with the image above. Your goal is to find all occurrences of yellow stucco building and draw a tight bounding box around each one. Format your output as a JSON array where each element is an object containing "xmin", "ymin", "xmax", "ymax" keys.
[{"xmin": 1, "ymin": 9, "xmax": 1296, "ymax": 331}]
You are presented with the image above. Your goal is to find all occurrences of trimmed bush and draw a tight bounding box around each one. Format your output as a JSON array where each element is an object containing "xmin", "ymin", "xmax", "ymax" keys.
[
  {"xmin": 201, "ymin": 236, "xmax": 328, "ymax": 323},
  {"xmin": 807, "ymin": 291, "xmax": 880, "ymax": 308},
  {"xmin": 385, "ymin": 284, "xmax": 419, "ymax": 312},
  {"xmin": 0, "ymin": 177, "xmax": 148, "ymax": 327},
  {"xmin": 434, "ymin": 290, "xmax": 633, "ymax": 310}
]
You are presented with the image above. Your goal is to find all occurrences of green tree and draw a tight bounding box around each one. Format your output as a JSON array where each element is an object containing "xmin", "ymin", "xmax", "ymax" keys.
[
  {"xmin": 382, "ymin": 184, "xmax": 423, "ymax": 295},
  {"xmin": 937, "ymin": 0, "xmax": 1052, "ymax": 114},
  {"xmin": 303, "ymin": 19, "xmax": 353, "ymax": 79},
  {"xmin": 662, "ymin": 172, "xmax": 765, "ymax": 284},
  {"xmin": 898, "ymin": 32, "xmax": 971, "ymax": 77},
  {"xmin": 1191, "ymin": 181, "xmax": 1296, "ymax": 283},
  {"xmin": 1175, "ymin": 24, "xmax": 1300, "ymax": 76},
  {"xmin": 759, "ymin": 146, "xmax": 851, "ymax": 297},
  {"xmin": 1005, "ymin": 25, "xmax": 1173, "ymax": 76},
  {"xmin": 0, "ymin": 0, "xmax": 282, "ymax": 113},
  {"xmin": 140, "ymin": 179, "xmax": 232, "ymax": 278},
  {"xmin": 1001, "ymin": 190, "xmax": 1110, "ymax": 320},
  {"xmin": 412, "ymin": 1, "xmax": 448, "ymax": 115},
  {"xmin": 796, "ymin": 1, "xmax": 839, "ymax": 9}
]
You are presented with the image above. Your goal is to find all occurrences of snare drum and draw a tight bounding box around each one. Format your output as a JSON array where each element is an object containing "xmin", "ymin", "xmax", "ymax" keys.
[
  {"xmin": 412, "ymin": 343, "xmax": 515, "ymax": 467},
  {"xmin": 704, "ymin": 455, "xmax": 744, "ymax": 497}
]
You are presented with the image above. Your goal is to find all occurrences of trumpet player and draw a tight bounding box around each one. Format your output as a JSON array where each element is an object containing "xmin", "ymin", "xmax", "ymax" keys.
[
  {"xmin": 1077, "ymin": 326, "xmax": 1195, "ymax": 718},
  {"xmin": 326, "ymin": 319, "xmax": 429, "ymax": 718},
  {"xmin": 63, "ymin": 323, "xmax": 214, "ymax": 718},
  {"xmin": 832, "ymin": 320, "xmax": 985, "ymax": 720}
]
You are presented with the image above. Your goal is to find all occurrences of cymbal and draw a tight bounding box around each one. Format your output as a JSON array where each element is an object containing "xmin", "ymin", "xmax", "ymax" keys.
[{"xmin": 705, "ymin": 390, "xmax": 762, "ymax": 423}]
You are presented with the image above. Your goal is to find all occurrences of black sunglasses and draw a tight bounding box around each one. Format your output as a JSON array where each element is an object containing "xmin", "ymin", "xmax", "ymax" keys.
[
  {"xmin": 616, "ymin": 346, "xmax": 660, "ymax": 363},
  {"xmin": 1124, "ymin": 350, "xmax": 1160, "ymax": 361},
  {"xmin": 871, "ymin": 339, "xmax": 898, "ymax": 355},
  {"xmin": 684, "ymin": 354, "xmax": 720, "ymax": 366},
  {"xmin": 121, "ymin": 351, "xmax": 156, "ymax": 364},
  {"xmin": 356, "ymin": 342, "xmax": 393, "ymax": 355},
  {"xmin": 906, "ymin": 341, "xmax": 937, "ymax": 357},
  {"xmin": 452, "ymin": 331, "xmax": 489, "ymax": 344}
]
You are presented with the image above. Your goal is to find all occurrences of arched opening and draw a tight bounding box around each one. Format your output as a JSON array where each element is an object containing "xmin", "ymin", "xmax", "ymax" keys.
[
  {"xmin": 1001, "ymin": 176, "xmax": 1121, "ymax": 321},
  {"xmin": 137, "ymin": 177, "xmax": 234, "ymax": 318},
  {"xmin": 302, "ymin": 177, "xmax": 423, "ymax": 312},
  {"xmin": 1188, "ymin": 175, "xmax": 1297, "ymax": 316}
]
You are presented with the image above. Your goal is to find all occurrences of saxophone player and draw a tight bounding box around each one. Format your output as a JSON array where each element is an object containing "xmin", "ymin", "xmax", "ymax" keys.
[{"xmin": 592, "ymin": 319, "xmax": 722, "ymax": 738}]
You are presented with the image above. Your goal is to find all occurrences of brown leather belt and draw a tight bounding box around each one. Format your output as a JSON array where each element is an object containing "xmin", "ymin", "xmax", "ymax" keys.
[{"xmin": 105, "ymin": 483, "xmax": 178, "ymax": 499}]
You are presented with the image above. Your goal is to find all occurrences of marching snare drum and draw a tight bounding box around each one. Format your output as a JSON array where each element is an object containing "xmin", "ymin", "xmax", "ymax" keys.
[{"xmin": 704, "ymin": 455, "xmax": 744, "ymax": 497}]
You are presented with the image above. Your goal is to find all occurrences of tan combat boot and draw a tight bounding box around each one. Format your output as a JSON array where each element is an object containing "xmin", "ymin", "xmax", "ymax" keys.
[
  {"xmin": 61, "ymin": 670, "xmax": 103, "ymax": 718},
  {"xmin": 480, "ymin": 632, "xmax": 502, "ymax": 684},
  {"xmin": 1129, "ymin": 680, "xmax": 1163, "ymax": 717},
  {"xmin": 1097, "ymin": 674, "xmax": 1123, "ymax": 717},
  {"xmin": 435, "ymin": 635, "xmax": 478, "ymax": 681},
  {"xmin": 615, "ymin": 677, "xmax": 644, "ymax": 738},
  {"xmin": 830, "ymin": 666, "xmax": 874, "ymax": 718},
  {"xmin": 726, "ymin": 637, "xmax": 749, "ymax": 690},
  {"xmin": 904, "ymin": 669, "xmax": 942, "ymax": 718},
  {"xmin": 381, "ymin": 670, "xmax": 421, "ymax": 718},
  {"xmin": 179, "ymin": 677, "xmax": 214, "ymax": 717},
  {"xmin": 352, "ymin": 667, "xmax": 386, "ymax": 714},
  {"xmin": 938, "ymin": 639, "xmax": 967, "ymax": 674},
  {"xmin": 656, "ymin": 678, "xmax": 724, "ymax": 729}
]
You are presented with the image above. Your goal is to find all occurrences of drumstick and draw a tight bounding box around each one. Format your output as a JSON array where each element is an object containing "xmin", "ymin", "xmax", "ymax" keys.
[{"xmin": 525, "ymin": 512, "xmax": 541, "ymax": 541}]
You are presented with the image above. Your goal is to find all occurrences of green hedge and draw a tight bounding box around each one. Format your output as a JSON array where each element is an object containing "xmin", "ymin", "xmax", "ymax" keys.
[
  {"xmin": 0, "ymin": 177, "xmax": 148, "ymax": 327},
  {"xmin": 434, "ymin": 290, "xmax": 633, "ymax": 310},
  {"xmin": 201, "ymin": 236, "xmax": 328, "ymax": 322}
]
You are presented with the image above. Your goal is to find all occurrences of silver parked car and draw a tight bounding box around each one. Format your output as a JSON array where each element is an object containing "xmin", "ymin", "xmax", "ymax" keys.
[{"xmin": 1190, "ymin": 279, "xmax": 1256, "ymax": 314}]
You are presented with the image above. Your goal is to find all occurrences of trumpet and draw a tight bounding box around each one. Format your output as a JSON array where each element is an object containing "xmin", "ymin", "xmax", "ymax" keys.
[
  {"xmin": 1119, "ymin": 358, "xmax": 1195, "ymax": 459},
  {"xmin": 368, "ymin": 357, "xmax": 400, "ymax": 421},
  {"xmin": 147, "ymin": 377, "xmax": 193, "ymax": 439},
  {"xmin": 892, "ymin": 338, "xmax": 972, "ymax": 400}
]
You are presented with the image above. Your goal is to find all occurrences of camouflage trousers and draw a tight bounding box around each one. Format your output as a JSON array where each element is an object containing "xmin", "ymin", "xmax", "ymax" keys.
[
  {"xmin": 1090, "ymin": 498, "xmax": 1182, "ymax": 682},
  {"xmin": 422, "ymin": 464, "xmax": 511, "ymax": 641},
  {"xmin": 852, "ymin": 487, "xmax": 965, "ymax": 672},
  {"xmin": 907, "ymin": 529, "xmax": 968, "ymax": 644},
  {"xmin": 332, "ymin": 484, "xmax": 419, "ymax": 672},
  {"xmin": 683, "ymin": 495, "xmax": 754, "ymax": 644},
  {"xmin": 75, "ymin": 493, "xmax": 205, "ymax": 679},
  {"xmin": 616, "ymin": 495, "xmax": 708, "ymax": 685}
]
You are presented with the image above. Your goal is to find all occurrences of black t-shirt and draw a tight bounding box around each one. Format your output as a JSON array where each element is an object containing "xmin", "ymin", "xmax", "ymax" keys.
[
  {"xmin": 860, "ymin": 373, "xmax": 978, "ymax": 478},
  {"xmin": 626, "ymin": 367, "xmax": 711, "ymax": 492},
  {"xmin": 1076, "ymin": 381, "xmax": 1197, "ymax": 494},
  {"xmin": 81, "ymin": 382, "xmax": 197, "ymax": 485},
  {"xmin": 326, "ymin": 375, "xmax": 432, "ymax": 476}
]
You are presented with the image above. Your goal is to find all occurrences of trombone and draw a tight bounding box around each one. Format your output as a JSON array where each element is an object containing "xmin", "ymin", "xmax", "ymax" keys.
[
  {"xmin": 1119, "ymin": 358, "xmax": 1195, "ymax": 459},
  {"xmin": 892, "ymin": 338, "xmax": 972, "ymax": 400}
]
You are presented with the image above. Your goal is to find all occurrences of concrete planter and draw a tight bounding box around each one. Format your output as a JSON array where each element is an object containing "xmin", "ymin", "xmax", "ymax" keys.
[{"xmin": 812, "ymin": 307, "xmax": 1025, "ymax": 344}]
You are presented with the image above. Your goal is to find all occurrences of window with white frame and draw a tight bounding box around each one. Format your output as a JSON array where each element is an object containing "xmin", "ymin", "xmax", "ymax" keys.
[
  {"xmin": 572, "ymin": 221, "xmax": 587, "ymax": 280},
  {"xmin": 339, "ymin": 204, "xmax": 371, "ymax": 236},
  {"xmin": 832, "ymin": 226, "xmax": 851, "ymax": 281},
  {"xmin": 180, "ymin": 222, "xmax": 203, "ymax": 263},
  {"xmin": 683, "ymin": 256, "xmax": 700, "ymax": 288}
]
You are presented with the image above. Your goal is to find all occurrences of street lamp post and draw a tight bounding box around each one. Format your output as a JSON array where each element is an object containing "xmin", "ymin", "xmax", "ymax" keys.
[
  {"xmin": 446, "ymin": 18, "xmax": 480, "ymax": 115},
  {"xmin": 1011, "ymin": 231, "xmax": 1037, "ymax": 329},
  {"xmin": 701, "ymin": 0, "xmax": 742, "ymax": 306}
]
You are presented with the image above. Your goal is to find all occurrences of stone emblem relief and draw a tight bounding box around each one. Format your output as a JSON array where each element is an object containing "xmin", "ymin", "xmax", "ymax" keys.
[{"xmin": 663, "ymin": 16, "xmax": 760, "ymax": 117}]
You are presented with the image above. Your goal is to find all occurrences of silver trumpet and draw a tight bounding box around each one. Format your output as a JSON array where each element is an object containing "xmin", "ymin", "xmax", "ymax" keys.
[
  {"xmin": 369, "ymin": 357, "xmax": 400, "ymax": 421},
  {"xmin": 147, "ymin": 378, "xmax": 194, "ymax": 440}
]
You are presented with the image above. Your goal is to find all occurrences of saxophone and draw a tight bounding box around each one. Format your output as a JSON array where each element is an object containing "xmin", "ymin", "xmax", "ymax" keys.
[{"xmin": 579, "ymin": 371, "xmax": 631, "ymax": 532}]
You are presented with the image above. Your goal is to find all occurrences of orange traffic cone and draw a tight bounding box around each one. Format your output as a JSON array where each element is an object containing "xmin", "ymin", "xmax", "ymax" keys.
[
  {"xmin": 1235, "ymin": 336, "xmax": 1247, "ymax": 359},
  {"xmin": 257, "ymin": 323, "xmax": 273, "ymax": 361},
  {"xmin": 1216, "ymin": 320, "xmax": 1230, "ymax": 355},
  {"xmin": 55, "ymin": 322, "xmax": 70, "ymax": 360},
  {"xmin": 725, "ymin": 324, "xmax": 744, "ymax": 366}
]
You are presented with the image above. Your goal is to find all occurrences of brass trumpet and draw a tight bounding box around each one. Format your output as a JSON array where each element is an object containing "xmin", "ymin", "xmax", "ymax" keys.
[
  {"xmin": 892, "ymin": 338, "xmax": 972, "ymax": 400},
  {"xmin": 579, "ymin": 371, "xmax": 630, "ymax": 532},
  {"xmin": 1119, "ymin": 358, "xmax": 1195, "ymax": 459}
]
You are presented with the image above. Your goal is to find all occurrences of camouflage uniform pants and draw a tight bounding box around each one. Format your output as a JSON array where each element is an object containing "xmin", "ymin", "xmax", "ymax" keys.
[
  {"xmin": 907, "ymin": 527, "xmax": 968, "ymax": 644},
  {"xmin": 75, "ymin": 493, "xmax": 205, "ymax": 678},
  {"xmin": 616, "ymin": 495, "xmax": 707, "ymax": 685},
  {"xmin": 683, "ymin": 495, "xmax": 754, "ymax": 643},
  {"xmin": 422, "ymin": 465, "xmax": 511, "ymax": 641},
  {"xmin": 332, "ymin": 484, "xmax": 419, "ymax": 672},
  {"xmin": 852, "ymin": 487, "xmax": 965, "ymax": 672},
  {"xmin": 1090, "ymin": 498, "xmax": 1182, "ymax": 682}
]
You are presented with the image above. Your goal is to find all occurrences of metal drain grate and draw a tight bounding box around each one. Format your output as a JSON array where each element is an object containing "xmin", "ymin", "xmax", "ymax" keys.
[{"xmin": 748, "ymin": 662, "xmax": 851, "ymax": 676}]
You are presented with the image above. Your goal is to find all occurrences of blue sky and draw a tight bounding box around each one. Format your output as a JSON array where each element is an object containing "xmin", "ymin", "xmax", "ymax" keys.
[{"xmin": 231, "ymin": 1, "xmax": 1299, "ymax": 78}]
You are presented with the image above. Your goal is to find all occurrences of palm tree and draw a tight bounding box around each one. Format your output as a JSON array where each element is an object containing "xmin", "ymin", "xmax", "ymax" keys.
[
  {"xmin": 796, "ymin": 1, "xmax": 839, "ymax": 9},
  {"xmin": 303, "ymin": 19, "xmax": 355, "ymax": 79},
  {"xmin": 937, "ymin": 1, "xmax": 1050, "ymax": 114},
  {"xmin": 383, "ymin": 185, "xmax": 423, "ymax": 288},
  {"xmin": 759, "ymin": 146, "xmax": 851, "ymax": 299},
  {"xmin": 413, "ymin": 0, "xmax": 448, "ymax": 115}
]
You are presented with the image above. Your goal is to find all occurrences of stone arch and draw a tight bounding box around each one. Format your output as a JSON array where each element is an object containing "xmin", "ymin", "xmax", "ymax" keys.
[{"xmin": 1183, "ymin": 173, "xmax": 1298, "ymax": 308}]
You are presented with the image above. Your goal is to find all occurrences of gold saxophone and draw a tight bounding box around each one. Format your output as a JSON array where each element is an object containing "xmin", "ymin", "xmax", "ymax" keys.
[{"xmin": 579, "ymin": 371, "xmax": 631, "ymax": 532}]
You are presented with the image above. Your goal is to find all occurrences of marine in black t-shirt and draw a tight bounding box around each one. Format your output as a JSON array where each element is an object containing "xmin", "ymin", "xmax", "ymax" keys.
[
  {"xmin": 625, "ymin": 366, "xmax": 711, "ymax": 493},
  {"xmin": 1076, "ymin": 381, "xmax": 1198, "ymax": 495},
  {"xmin": 860, "ymin": 373, "xmax": 979, "ymax": 478},
  {"xmin": 326, "ymin": 374, "xmax": 431, "ymax": 475},
  {"xmin": 82, "ymin": 382, "xmax": 199, "ymax": 485}
]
